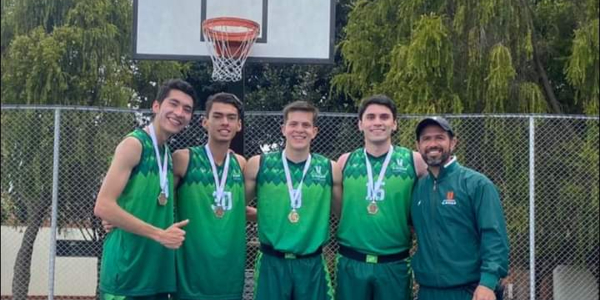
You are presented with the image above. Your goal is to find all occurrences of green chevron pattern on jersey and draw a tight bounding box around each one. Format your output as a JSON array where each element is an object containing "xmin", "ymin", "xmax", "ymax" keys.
[
  {"xmin": 127, "ymin": 129, "xmax": 169, "ymax": 177},
  {"xmin": 100, "ymin": 129, "xmax": 176, "ymax": 296},
  {"xmin": 176, "ymin": 146, "xmax": 246, "ymax": 299},
  {"xmin": 258, "ymin": 153, "xmax": 332, "ymax": 187},
  {"xmin": 337, "ymin": 146, "xmax": 417, "ymax": 255},
  {"xmin": 257, "ymin": 151, "xmax": 332, "ymax": 255}
]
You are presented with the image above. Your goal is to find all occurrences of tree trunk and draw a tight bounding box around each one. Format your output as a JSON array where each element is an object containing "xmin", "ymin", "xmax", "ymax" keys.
[
  {"xmin": 520, "ymin": 0, "xmax": 563, "ymax": 114},
  {"xmin": 12, "ymin": 203, "xmax": 50, "ymax": 300},
  {"xmin": 533, "ymin": 46, "xmax": 563, "ymax": 114}
]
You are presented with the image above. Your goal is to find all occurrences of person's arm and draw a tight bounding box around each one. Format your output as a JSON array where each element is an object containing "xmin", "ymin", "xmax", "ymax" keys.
[
  {"xmin": 331, "ymin": 160, "xmax": 343, "ymax": 217},
  {"xmin": 94, "ymin": 137, "xmax": 188, "ymax": 249},
  {"xmin": 101, "ymin": 146, "xmax": 191, "ymax": 234},
  {"xmin": 172, "ymin": 149, "xmax": 190, "ymax": 188},
  {"xmin": 244, "ymin": 155, "xmax": 260, "ymax": 222},
  {"xmin": 235, "ymin": 153, "xmax": 247, "ymax": 171},
  {"xmin": 236, "ymin": 154, "xmax": 256, "ymax": 221},
  {"xmin": 412, "ymin": 151, "xmax": 428, "ymax": 177},
  {"xmin": 472, "ymin": 177, "xmax": 510, "ymax": 300},
  {"xmin": 332, "ymin": 153, "xmax": 349, "ymax": 217}
]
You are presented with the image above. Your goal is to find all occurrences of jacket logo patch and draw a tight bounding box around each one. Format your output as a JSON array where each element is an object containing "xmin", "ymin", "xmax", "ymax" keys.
[{"xmin": 442, "ymin": 191, "xmax": 456, "ymax": 205}]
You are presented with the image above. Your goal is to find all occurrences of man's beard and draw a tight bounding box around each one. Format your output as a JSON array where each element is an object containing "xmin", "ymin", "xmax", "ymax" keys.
[{"xmin": 423, "ymin": 147, "xmax": 451, "ymax": 167}]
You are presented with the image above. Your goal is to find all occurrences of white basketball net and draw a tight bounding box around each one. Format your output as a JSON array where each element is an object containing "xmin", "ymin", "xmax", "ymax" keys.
[{"xmin": 203, "ymin": 23, "xmax": 259, "ymax": 82}]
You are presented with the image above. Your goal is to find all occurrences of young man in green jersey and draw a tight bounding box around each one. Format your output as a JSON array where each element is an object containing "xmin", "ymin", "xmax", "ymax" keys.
[
  {"xmin": 172, "ymin": 92, "xmax": 247, "ymax": 300},
  {"xmin": 244, "ymin": 100, "xmax": 342, "ymax": 300},
  {"xmin": 334, "ymin": 95, "xmax": 427, "ymax": 300},
  {"xmin": 94, "ymin": 79, "xmax": 197, "ymax": 300},
  {"xmin": 411, "ymin": 117, "xmax": 509, "ymax": 300}
]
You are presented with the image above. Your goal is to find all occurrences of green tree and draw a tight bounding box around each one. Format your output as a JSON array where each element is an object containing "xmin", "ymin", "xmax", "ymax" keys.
[
  {"xmin": 1, "ymin": 1, "xmax": 186, "ymax": 299},
  {"xmin": 564, "ymin": 0, "xmax": 599, "ymax": 115},
  {"xmin": 333, "ymin": 0, "xmax": 599, "ymax": 115}
]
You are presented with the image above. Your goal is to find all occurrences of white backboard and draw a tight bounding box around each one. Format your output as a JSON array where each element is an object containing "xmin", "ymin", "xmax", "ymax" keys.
[{"xmin": 133, "ymin": 0, "xmax": 335, "ymax": 63}]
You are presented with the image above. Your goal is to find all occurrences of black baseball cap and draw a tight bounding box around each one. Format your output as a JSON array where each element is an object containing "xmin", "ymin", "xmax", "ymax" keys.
[{"xmin": 415, "ymin": 117, "xmax": 454, "ymax": 140}]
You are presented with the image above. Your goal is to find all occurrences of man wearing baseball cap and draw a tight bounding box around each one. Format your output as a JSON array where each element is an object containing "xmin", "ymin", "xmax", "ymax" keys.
[{"xmin": 411, "ymin": 117, "xmax": 509, "ymax": 300}]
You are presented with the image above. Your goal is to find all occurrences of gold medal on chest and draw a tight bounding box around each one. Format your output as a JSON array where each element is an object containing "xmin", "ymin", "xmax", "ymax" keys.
[
  {"xmin": 288, "ymin": 210, "xmax": 300, "ymax": 223},
  {"xmin": 158, "ymin": 192, "xmax": 168, "ymax": 206},
  {"xmin": 367, "ymin": 202, "xmax": 379, "ymax": 214},
  {"xmin": 215, "ymin": 206, "xmax": 225, "ymax": 218}
]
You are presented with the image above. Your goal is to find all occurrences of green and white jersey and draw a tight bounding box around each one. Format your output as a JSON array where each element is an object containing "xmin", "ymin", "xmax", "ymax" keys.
[
  {"xmin": 336, "ymin": 146, "xmax": 417, "ymax": 255},
  {"xmin": 257, "ymin": 151, "xmax": 332, "ymax": 255},
  {"xmin": 176, "ymin": 146, "xmax": 246, "ymax": 299},
  {"xmin": 100, "ymin": 129, "xmax": 176, "ymax": 296}
]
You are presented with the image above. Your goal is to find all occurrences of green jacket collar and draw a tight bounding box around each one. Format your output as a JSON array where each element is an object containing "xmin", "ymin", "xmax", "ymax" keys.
[{"xmin": 428, "ymin": 156, "xmax": 459, "ymax": 180}]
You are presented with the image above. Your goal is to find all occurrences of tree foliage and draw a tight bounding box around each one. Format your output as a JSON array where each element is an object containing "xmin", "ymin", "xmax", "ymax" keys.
[
  {"xmin": 564, "ymin": 0, "xmax": 599, "ymax": 115},
  {"xmin": 334, "ymin": 0, "xmax": 599, "ymax": 115},
  {"xmin": 1, "ymin": 0, "xmax": 187, "ymax": 108}
]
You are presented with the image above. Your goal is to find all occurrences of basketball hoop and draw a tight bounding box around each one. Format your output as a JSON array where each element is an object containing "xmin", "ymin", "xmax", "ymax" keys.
[{"xmin": 202, "ymin": 17, "xmax": 260, "ymax": 82}]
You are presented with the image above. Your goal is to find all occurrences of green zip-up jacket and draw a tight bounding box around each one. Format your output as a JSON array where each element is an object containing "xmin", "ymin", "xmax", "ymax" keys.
[{"xmin": 410, "ymin": 158, "xmax": 509, "ymax": 290}]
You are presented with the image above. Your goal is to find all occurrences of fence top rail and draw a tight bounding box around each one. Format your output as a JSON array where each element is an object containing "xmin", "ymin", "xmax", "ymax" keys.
[{"xmin": 1, "ymin": 104, "xmax": 599, "ymax": 120}]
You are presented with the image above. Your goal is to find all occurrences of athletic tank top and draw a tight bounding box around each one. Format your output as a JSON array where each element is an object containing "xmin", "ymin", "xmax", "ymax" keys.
[
  {"xmin": 256, "ymin": 151, "xmax": 332, "ymax": 255},
  {"xmin": 337, "ymin": 146, "xmax": 417, "ymax": 255},
  {"xmin": 176, "ymin": 146, "xmax": 246, "ymax": 298},
  {"xmin": 100, "ymin": 129, "xmax": 176, "ymax": 295}
]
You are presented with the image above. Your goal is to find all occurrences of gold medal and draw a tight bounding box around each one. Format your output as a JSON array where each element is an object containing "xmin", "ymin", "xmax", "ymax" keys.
[
  {"xmin": 214, "ymin": 206, "xmax": 225, "ymax": 218},
  {"xmin": 367, "ymin": 202, "xmax": 379, "ymax": 214},
  {"xmin": 288, "ymin": 210, "xmax": 300, "ymax": 223},
  {"xmin": 158, "ymin": 192, "xmax": 168, "ymax": 206}
]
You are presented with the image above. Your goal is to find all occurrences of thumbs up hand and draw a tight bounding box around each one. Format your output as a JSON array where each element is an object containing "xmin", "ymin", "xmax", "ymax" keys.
[{"xmin": 156, "ymin": 219, "xmax": 189, "ymax": 249}]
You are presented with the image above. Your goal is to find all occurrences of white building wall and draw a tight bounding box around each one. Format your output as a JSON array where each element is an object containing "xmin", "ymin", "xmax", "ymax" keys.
[{"xmin": 1, "ymin": 226, "xmax": 97, "ymax": 297}]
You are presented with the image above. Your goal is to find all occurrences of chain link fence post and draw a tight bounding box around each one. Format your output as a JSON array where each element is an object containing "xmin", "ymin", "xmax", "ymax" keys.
[
  {"xmin": 529, "ymin": 116, "xmax": 536, "ymax": 300},
  {"xmin": 47, "ymin": 108, "xmax": 61, "ymax": 300}
]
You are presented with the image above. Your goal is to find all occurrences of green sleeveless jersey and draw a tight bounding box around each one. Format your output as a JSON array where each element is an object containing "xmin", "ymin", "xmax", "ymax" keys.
[
  {"xmin": 336, "ymin": 146, "xmax": 417, "ymax": 255},
  {"xmin": 100, "ymin": 129, "xmax": 176, "ymax": 296},
  {"xmin": 176, "ymin": 146, "xmax": 246, "ymax": 299},
  {"xmin": 257, "ymin": 152, "xmax": 332, "ymax": 255}
]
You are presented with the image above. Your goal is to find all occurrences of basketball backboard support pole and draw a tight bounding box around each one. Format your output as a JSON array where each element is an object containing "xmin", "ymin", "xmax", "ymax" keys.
[{"xmin": 226, "ymin": 72, "xmax": 245, "ymax": 155}]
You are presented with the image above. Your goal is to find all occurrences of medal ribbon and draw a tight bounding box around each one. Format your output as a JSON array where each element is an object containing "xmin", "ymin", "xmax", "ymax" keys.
[
  {"xmin": 148, "ymin": 124, "xmax": 169, "ymax": 198},
  {"xmin": 205, "ymin": 145, "xmax": 230, "ymax": 209},
  {"xmin": 282, "ymin": 150, "xmax": 312, "ymax": 211},
  {"xmin": 364, "ymin": 145, "xmax": 393, "ymax": 201}
]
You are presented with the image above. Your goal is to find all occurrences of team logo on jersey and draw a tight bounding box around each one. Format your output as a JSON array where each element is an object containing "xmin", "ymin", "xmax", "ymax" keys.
[
  {"xmin": 391, "ymin": 158, "xmax": 408, "ymax": 173},
  {"xmin": 441, "ymin": 191, "xmax": 456, "ymax": 205},
  {"xmin": 232, "ymin": 168, "xmax": 243, "ymax": 182},
  {"xmin": 311, "ymin": 165, "xmax": 327, "ymax": 182}
]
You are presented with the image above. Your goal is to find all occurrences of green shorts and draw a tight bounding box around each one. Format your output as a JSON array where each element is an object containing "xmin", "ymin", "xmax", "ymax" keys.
[
  {"xmin": 253, "ymin": 250, "xmax": 334, "ymax": 300},
  {"xmin": 101, "ymin": 293, "xmax": 170, "ymax": 300},
  {"xmin": 175, "ymin": 254, "xmax": 244, "ymax": 300},
  {"xmin": 417, "ymin": 285, "xmax": 473, "ymax": 300},
  {"xmin": 335, "ymin": 254, "xmax": 412, "ymax": 300}
]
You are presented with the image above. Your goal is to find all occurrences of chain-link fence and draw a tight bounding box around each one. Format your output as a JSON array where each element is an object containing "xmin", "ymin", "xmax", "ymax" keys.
[{"xmin": 1, "ymin": 105, "xmax": 598, "ymax": 300}]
